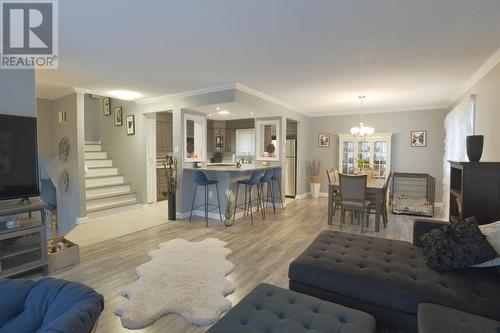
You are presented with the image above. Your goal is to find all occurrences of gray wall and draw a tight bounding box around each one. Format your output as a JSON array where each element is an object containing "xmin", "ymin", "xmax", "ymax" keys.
[
  {"xmin": 308, "ymin": 109, "xmax": 448, "ymax": 201},
  {"xmin": 452, "ymin": 61, "xmax": 500, "ymax": 161},
  {"xmin": 84, "ymin": 94, "xmax": 101, "ymax": 142},
  {"xmin": 100, "ymin": 98, "xmax": 147, "ymax": 202},
  {"xmin": 0, "ymin": 69, "xmax": 35, "ymax": 117},
  {"xmin": 37, "ymin": 94, "xmax": 86, "ymax": 235}
]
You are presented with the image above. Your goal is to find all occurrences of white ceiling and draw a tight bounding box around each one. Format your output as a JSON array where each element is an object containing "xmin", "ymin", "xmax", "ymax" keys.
[{"xmin": 36, "ymin": 0, "xmax": 500, "ymax": 115}]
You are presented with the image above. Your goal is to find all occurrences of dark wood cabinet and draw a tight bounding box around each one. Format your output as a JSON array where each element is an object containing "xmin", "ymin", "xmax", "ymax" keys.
[
  {"xmin": 156, "ymin": 121, "xmax": 172, "ymax": 151},
  {"xmin": 157, "ymin": 168, "xmax": 167, "ymax": 201},
  {"xmin": 449, "ymin": 161, "xmax": 500, "ymax": 224}
]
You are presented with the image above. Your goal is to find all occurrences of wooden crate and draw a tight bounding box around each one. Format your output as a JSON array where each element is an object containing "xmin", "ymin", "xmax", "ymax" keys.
[{"xmin": 47, "ymin": 237, "xmax": 80, "ymax": 272}]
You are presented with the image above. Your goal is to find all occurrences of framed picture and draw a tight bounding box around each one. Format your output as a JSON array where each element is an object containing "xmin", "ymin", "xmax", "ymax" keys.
[
  {"xmin": 114, "ymin": 107, "xmax": 123, "ymax": 126},
  {"xmin": 126, "ymin": 115, "xmax": 135, "ymax": 135},
  {"xmin": 318, "ymin": 133, "xmax": 330, "ymax": 147},
  {"xmin": 411, "ymin": 130, "xmax": 426, "ymax": 147},
  {"xmin": 103, "ymin": 97, "xmax": 111, "ymax": 116}
]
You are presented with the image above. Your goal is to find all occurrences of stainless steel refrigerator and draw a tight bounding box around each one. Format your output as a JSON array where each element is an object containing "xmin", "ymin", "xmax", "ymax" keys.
[{"xmin": 285, "ymin": 139, "xmax": 296, "ymax": 197}]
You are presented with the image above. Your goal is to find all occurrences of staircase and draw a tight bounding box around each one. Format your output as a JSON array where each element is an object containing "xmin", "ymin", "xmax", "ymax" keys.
[{"xmin": 84, "ymin": 142, "xmax": 141, "ymax": 217}]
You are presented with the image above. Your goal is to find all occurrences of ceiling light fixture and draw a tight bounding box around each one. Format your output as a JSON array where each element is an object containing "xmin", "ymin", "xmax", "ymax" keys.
[
  {"xmin": 216, "ymin": 107, "xmax": 220, "ymax": 111},
  {"xmin": 208, "ymin": 113, "xmax": 212, "ymax": 117},
  {"xmin": 218, "ymin": 110, "xmax": 229, "ymax": 115},
  {"xmin": 250, "ymin": 112, "xmax": 254, "ymax": 115},
  {"xmin": 350, "ymin": 96, "xmax": 374, "ymax": 139},
  {"xmin": 108, "ymin": 90, "xmax": 143, "ymax": 101}
]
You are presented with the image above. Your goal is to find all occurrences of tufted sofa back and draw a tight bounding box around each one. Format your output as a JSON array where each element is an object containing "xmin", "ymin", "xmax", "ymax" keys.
[{"xmin": 0, "ymin": 278, "xmax": 104, "ymax": 333}]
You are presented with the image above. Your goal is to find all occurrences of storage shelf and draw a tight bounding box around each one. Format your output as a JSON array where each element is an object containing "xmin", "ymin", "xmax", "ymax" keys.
[{"xmin": 0, "ymin": 244, "xmax": 41, "ymax": 259}]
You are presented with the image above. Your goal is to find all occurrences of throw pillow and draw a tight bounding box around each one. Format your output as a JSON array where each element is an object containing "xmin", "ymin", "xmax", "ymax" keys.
[
  {"xmin": 420, "ymin": 217, "xmax": 497, "ymax": 272},
  {"xmin": 479, "ymin": 220, "xmax": 500, "ymax": 253},
  {"xmin": 471, "ymin": 220, "xmax": 500, "ymax": 268}
]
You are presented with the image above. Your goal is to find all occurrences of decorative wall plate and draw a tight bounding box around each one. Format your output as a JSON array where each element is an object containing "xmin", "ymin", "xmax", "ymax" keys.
[
  {"xmin": 58, "ymin": 137, "xmax": 70, "ymax": 161},
  {"xmin": 58, "ymin": 169, "xmax": 70, "ymax": 193}
]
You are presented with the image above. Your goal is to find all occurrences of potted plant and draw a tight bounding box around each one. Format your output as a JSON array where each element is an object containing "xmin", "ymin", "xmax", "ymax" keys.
[
  {"xmin": 224, "ymin": 189, "xmax": 234, "ymax": 226},
  {"xmin": 163, "ymin": 155, "xmax": 178, "ymax": 220},
  {"xmin": 306, "ymin": 159, "xmax": 321, "ymax": 198},
  {"xmin": 355, "ymin": 157, "xmax": 372, "ymax": 176}
]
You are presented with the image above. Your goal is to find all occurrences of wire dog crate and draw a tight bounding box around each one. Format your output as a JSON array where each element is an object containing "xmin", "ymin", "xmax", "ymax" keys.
[{"xmin": 390, "ymin": 173, "xmax": 435, "ymax": 217}]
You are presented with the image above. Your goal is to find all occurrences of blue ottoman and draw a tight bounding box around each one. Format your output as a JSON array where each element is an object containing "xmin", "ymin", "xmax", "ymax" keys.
[
  {"xmin": 207, "ymin": 283, "xmax": 376, "ymax": 333},
  {"xmin": 0, "ymin": 278, "xmax": 104, "ymax": 333}
]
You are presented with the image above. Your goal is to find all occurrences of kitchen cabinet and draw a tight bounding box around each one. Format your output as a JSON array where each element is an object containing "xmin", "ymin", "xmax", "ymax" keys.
[
  {"xmin": 156, "ymin": 121, "xmax": 173, "ymax": 151},
  {"xmin": 214, "ymin": 129, "xmax": 225, "ymax": 151},
  {"xmin": 207, "ymin": 125, "xmax": 214, "ymax": 152},
  {"xmin": 338, "ymin": 133, "xmax": 392, "ymax": 178},
  {"xmin": 157, "ymin": 169, "xmax": 167, "ymax": 201}
]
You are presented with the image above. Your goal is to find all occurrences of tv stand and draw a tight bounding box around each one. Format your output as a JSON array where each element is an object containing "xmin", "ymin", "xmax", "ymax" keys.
[{"xmin": 0, "ymin": 198, "xmax": 49, "ymax": 278}]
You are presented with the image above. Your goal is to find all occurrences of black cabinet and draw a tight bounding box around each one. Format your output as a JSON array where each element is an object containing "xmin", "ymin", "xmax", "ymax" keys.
[{"xmin": 449, "ymin": 161, "xmax": 500, "ymax": 224}]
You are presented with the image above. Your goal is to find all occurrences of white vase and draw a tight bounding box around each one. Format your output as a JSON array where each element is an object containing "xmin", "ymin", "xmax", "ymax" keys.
[{"xmin": 310, "ymin": 183, "xmax": 321, "ymax": 198}]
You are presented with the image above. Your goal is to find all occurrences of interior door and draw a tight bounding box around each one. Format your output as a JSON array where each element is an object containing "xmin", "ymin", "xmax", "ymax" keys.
[{"xmin": 146, "ymin": 118, "xmax": 157, "ymax": 203}]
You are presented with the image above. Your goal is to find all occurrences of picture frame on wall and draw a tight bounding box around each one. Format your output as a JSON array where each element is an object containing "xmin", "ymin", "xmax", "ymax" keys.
[
  {"xmin": 114, "ymin": 107, "xmax": 123, "ymax": 126},
  {"xmin": 318, "ymin": 133, "xmax": 330, "ymax": 147},
  {"xmin": 411, "ymin": 130, "xmax": 426, "ymax": 147},
  {"xmin": 126, "ymin": 115, "xmax": 135, "ymax": 135},
  {"xmin": 103, "ymin": 97, "xmax": 111, "ymax": 115}
]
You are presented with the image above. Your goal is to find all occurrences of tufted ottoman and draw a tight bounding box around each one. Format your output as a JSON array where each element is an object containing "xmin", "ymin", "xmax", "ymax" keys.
[
  {"xmin": 206, "ymin": 283, "xmax": 376, "ymax": 333},
  {"xmin": 0, "ymin": 278, "xmax": 103, "ymax": 333},
  {"xmin": 418, "ymin": 303, "xmax": 500, "ymax": 333},
  {"xmin": 289, "ymin": 229, "xmax": 500, "ymax": 333}
]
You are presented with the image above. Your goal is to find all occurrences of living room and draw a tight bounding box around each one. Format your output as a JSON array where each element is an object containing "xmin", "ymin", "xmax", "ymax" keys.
[{"xmin": 1, "ymin": 1, "xmax": 500, "ymax": 333}]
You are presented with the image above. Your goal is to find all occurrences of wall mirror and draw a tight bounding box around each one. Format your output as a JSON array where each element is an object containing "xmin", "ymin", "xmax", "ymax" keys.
[
  {"xmin": 184, "ymin": 113, "xmax": 206, "ymax": 162},
  {"xmin": 255, "ymin": 119, "xmax": 280, "ymax": 161}
]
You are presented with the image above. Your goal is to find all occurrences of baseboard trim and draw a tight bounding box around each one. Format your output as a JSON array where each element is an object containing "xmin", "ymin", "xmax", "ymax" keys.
[{"xmin": 296, "ymin": 192, "xmax": 310, "ymax": 199}]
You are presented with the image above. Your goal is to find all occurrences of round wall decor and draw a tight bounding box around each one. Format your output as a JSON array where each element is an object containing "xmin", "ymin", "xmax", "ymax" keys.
[
  {"xmin": 58, "ymin": 169, "xmax": 70, "ymax": 193},
  {"xmin": 58, "ymin": 137, "xmax": 70, "ymax": 161}
]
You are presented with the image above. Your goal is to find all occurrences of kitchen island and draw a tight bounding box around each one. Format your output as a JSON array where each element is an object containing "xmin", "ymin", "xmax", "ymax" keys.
[{"xmin": 182, "ymin": 163, "xmax": 279, "ymax": 221}]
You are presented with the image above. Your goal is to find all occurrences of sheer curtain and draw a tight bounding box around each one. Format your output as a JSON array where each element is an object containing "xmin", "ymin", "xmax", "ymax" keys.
[{"xmin": 442, "ymin": 96, "xmax": 475, "ymax": 217}]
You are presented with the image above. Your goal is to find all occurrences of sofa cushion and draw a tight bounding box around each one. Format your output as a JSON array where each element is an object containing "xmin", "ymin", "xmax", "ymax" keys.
[
  {"xmin": 206, "ymin": 283, "xmax": 376, "ymax": 333},
  {"xmin": 418, "ymin": 303, "xmax": 500, "ymax": 333},
  {"xmin": 420, "ymin": 217, "xmax": 497, "ymax": 272},
  {"xmin": 288, "ymin": 231, "xmax": 500, "ymax": 321},
  {"xmin": 0, "ymin": 278, "xmax": 104, "ymax": 333}
]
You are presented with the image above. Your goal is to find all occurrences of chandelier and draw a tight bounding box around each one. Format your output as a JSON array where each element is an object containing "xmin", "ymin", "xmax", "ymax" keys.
[
  {"xmin": 350, "ymin": 96, "xmax": 374, "ymax": 139},
  {"xmin": 350, "ymin": 122, "xmax": 374, "ymax": 138}
]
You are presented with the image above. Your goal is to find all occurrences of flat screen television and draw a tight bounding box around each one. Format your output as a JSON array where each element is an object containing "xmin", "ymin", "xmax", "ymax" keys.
[{"xmin": 0, "ymin": 114, "xmax": 39, "ymax": 200}]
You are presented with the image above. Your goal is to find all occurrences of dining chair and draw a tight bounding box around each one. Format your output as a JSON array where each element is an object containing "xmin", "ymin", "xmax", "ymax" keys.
[
  {"xmin": 326, "ymin": 168, "xmax": 340, "ymax": 217},
  {"xmin": 368, "ymin": 172, "xmax": 392, "ymax": 228},
  {"xmin": 338, "ymin": 173, "xmax": 371, "ymax": 231}
]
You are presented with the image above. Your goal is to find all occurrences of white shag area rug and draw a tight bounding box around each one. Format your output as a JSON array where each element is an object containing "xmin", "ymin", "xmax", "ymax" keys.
[{"xmin": 113, "ymin": 238, "xmax": 235, "ymax": 329}]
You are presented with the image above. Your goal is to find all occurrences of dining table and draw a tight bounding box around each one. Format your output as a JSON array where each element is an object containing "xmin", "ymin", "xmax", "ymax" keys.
[{"xmin": 328, "ymin": 177, "xmax": 386, "ymax": 232}]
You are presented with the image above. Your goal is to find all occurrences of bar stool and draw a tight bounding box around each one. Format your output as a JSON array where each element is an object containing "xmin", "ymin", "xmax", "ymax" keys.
[
  {"xmin": 233, "ymin": 170, "xmax": 263, "ymax": 224},
  {"xmin": 270, "ymin": 167, "xmax": 284, "ymax": 209},
  {"xmin": 260, "ymin": 169, "xmax": 275, "ymax": 217},
  {"xmin": 189, "ymin": 171, "xmax": 222, "ymax": 226}
]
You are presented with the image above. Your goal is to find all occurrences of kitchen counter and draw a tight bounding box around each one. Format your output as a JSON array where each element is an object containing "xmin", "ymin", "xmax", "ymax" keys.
[
  {"xmin": 181, "ymin": 163, "xmax": 281, "ymax": 221},
  {"xmin": 184, "ymin": 164, "xmax": 272, "ymax": 172}
]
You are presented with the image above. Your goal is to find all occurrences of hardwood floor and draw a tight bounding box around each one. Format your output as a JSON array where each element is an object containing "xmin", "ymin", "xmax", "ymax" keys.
[{"xmin": 52, "ymin": 197, "xmax": 423, "ymax": 333}]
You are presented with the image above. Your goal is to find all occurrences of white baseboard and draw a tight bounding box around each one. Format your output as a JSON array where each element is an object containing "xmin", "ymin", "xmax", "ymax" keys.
[
  {"xmin": 76, "ymin": 216, "xmax": 89, "ymax": 225},
  {"xmin": 295, "ymin": 192, "xmax": 310, "ymax": 199}
]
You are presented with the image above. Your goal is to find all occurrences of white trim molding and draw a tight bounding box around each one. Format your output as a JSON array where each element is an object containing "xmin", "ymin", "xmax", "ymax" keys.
[{"xmin": 448, "ymin": 46, "xmax": 500, "ymax": 106}]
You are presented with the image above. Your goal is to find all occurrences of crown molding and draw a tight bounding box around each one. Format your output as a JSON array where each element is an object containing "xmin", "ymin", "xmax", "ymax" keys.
[
  {"xmin": 37, "ymin": 86, "xmax": 91, "ymax": 100},
  {"xmin": 308, "ymin": 104, "xmax": 449, "ymax": 117},
  {"xmin": 233, "ymin": 82, "xmax": 307, "ymax": 115},
  {"xmin": 136, "ymin": 83, "xmax": 236, "ymax": 105},
  {"xmin": 448, "ymin": 46, "xmax": 500, "ymax": 106}
]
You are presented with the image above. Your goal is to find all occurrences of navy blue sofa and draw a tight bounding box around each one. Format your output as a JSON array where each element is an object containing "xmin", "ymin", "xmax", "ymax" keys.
[{"xmin": 0, "ymin": 278, "xmax": 104, "ymax": 333}]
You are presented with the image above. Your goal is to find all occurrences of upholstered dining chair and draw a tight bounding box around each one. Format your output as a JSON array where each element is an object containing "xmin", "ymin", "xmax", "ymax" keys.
[
  {"xmin": 338, "ymin": 173, "xmax": 371, "ymax": 231},
  {"xmin": 326, "ymin": 168, "xmax": 340, "ymax": 217},
  {"xmin": 368, "ymin": 172, "xmax": 393, "ymax": 228}
]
